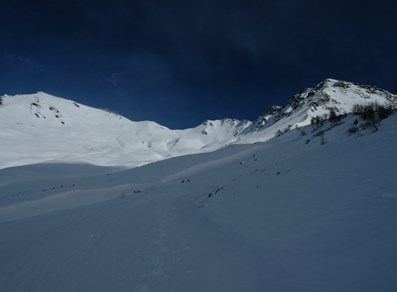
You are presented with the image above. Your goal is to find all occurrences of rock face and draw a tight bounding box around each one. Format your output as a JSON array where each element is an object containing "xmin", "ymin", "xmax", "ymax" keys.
[{"xmin": 1, "ymin": 79, "xmax": 396, "ymax": 169}]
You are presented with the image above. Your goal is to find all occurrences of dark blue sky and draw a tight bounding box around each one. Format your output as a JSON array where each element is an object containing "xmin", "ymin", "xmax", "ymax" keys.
[{"xmin": 1, "ymin": 0, "xmax": 396, "ymax": 129}]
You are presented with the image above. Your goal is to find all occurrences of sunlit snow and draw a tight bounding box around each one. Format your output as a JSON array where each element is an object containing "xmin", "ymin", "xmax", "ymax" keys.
[{"xmin": 1, "ymin": 79, "xmax": 397, "ymax": 291}]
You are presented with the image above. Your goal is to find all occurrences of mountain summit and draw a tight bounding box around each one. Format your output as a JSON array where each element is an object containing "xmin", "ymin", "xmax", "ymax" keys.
[
  {"xmin": 241, "ymin": 78, "xmax": 396, "ymax": 142},
  {"xmin": 0, "ymin": 79, "xmax": 396, "ymax": 169}
]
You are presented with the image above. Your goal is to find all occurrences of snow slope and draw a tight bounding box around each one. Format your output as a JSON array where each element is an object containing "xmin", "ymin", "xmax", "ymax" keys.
[
  {"xmin": 1, "ymin": 113, "xmax": 397, "ymax": 291},
  {"xmin": 1, "ymin": 79, "xmax": 395, "ymax": 170},
  {"xmin": 0, "ymin": 92, "xmax": 250, "ymax": 169}
]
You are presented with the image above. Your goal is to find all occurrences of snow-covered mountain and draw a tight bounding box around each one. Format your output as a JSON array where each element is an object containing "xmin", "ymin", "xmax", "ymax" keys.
[
  {"xmin": 0, "ymin": 79, "xmax": 395, "ymax": 169},
  {"xmin": 240, "ymin": 78, "xmax": 397, "ymax": 142},
  {"xmin": 1, "ymin": 111, "xmax": 397, "ymax": 291},
  {"xmin": 0, "ymin": 92, "xmax": 250, "ymax": 169},
  {"xmin": 1, "ymin": 79, "xmax": 397, "ymax": 291}
]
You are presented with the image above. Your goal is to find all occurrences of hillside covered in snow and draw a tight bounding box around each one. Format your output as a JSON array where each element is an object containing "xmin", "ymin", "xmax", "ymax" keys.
[
  {"xmin": 0, "ymin": 92, "xmax": 250, "ymax": 169},
  {"xmin": 1, "ymin": 108, "xmax": 397, "ymax": 291},
  {"xmin": 1, "ymin": 78, "xmax": 396, "ymax": 169}
]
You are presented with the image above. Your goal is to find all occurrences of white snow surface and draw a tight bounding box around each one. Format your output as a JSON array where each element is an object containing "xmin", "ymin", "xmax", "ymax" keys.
[
  {"xmin": 1, "ymin": 113, "xmax": 397, "ymax": 291},
  {"xmin": 0, "ymin": 92, "xmax": 250, "ymax": 169},
  {"xmin": 1, "ymin": 79, "xmax": 395, "ymax": 170}
]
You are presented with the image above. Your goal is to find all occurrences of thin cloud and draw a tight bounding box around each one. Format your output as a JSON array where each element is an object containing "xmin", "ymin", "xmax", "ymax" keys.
[
  {"xmin": 102, "ymin": 72, "xmax": 118, "ymax": 87},
  {"xmin": 2, "ymin": 53, "xmax": 44, "ymax": 73}
]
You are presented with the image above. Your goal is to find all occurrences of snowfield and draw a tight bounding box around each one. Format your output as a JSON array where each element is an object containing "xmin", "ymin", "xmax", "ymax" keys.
[{"xmin": 1, "ymin": 113, "xmax": 397, "ymax": 291}]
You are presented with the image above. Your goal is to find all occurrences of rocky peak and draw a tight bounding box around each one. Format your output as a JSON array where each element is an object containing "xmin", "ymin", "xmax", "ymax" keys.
[{"xmin": 245, "ymin": 78, "xmax": 397, "ymax": 134}]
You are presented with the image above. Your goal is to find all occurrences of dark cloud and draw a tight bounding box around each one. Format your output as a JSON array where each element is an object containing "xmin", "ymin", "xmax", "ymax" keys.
[{"xmin": 0, "ymin": 0, "xmax": 396, "ymax": 128}]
